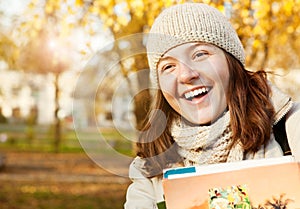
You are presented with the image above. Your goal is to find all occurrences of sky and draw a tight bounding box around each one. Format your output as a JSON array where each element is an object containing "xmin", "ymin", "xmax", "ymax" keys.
[
  {"xmin": 0, "ymin": 0, "xmax": 29, "ymax": 13},
  {"xmin": 0, "ymin": 0, "xmax": 111, "ymax": 68},
  {"xmin": 0, "ymin": 0, "xmax": 30, "ymax": 27}
]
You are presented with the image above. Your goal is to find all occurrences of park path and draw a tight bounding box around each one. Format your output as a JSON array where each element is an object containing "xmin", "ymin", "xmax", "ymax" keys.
[{"xmin": 0, "ymin": 151, "xmax": 130, "ymax": 184}]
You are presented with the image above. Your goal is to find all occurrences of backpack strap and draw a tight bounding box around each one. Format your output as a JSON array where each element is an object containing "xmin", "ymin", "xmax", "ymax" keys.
[{"xmin": 273, "ymin": 115, "xmax": 292, "ymax": 155}]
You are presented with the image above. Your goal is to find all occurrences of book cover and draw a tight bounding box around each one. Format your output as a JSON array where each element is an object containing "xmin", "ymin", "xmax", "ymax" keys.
[
  {"xmin": 208, "ymin": 185, "xmax": 251, "ymax": 209},
  {"xmin": 162, "ymin": 156, "xmax": 300, "ymax": 209}
]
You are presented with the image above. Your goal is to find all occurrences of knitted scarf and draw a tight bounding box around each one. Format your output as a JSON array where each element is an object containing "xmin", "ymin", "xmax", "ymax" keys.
[{"xmin": 171, "ymin": 111, "xmax": 283, "ymax": 167}]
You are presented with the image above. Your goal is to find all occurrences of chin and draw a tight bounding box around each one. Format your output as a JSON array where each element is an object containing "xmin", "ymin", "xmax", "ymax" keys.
[{"xmin": 183, "ymin": 116, "xmax": 212, "ymax": 126}]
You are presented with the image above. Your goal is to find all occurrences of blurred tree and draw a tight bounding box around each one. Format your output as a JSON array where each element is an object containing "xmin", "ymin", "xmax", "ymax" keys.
[
  {"xmin": 73, "ymin": 0, "xmax": 186, "ymax": 130},
  {"xmin": 0, "ymin": 33, "xmax": 19, "ymax": 70},
  {"xmin": 22, "ymin": 0, "xmax": 300, "ymax": 132},
  {"xmin": 22, "ymin": 0, "xmax": 186, "ymax": 131},
  {"xmin": 229, "ymin": 0, "xmax": 300, "ymax": 69},
  {"xmin": 0, "ymin": 9, "xmax": 18, "ymax": 70},
  {"xmin": 53, "ymin": 0, "xmax": 300, "ymax": 128},
  {"xmin": 16, "ymin": 3, "xmax": 75, "ymax": 152}
]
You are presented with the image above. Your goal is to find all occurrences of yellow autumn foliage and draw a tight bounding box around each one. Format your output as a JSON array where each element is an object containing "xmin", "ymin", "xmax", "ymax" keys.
[{"xmin": 2, "ymin": 0, "xmax": 300, "ymax": 71}]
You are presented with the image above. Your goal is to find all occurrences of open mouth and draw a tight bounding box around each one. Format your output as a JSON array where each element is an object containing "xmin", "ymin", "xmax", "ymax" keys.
[{"xmin": 183, "ymin": 87, "xmax": 210, "ymax": 101}]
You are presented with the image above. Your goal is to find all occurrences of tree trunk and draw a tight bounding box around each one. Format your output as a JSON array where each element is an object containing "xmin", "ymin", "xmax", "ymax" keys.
[{"xmin": 54, "ymin": 72, "xmax": 61, "ymax": 153}]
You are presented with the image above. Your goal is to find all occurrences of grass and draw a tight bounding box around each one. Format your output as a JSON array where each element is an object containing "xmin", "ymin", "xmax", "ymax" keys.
[
  {"xmin": 0, "ymin": 181, "xmax": 130, "ymax": 209},
  {"xmin": 0, "ymin": 123, "xmax": 135, "ymax": 209},
  {"xmin": 0, "ymin": 123, "xmax": 135, "ymax": 156}
]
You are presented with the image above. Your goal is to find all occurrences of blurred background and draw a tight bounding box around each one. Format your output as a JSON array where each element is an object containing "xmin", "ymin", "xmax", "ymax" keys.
[{"xmin": 0, "ymin": 0, "xmax": 299, "ymax": 208}]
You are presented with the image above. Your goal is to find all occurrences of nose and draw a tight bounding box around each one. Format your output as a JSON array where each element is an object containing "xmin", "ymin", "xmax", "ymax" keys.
[{"xmin": 178, "ymin": 63, "xmax": 200, "ymax": 83}]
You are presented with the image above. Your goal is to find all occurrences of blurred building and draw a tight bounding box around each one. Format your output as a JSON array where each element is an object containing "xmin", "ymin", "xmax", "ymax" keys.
[
  {"xmin": 0, "ymin": 67, "xmax": 298, "ymax": 129},
  {"xmin": 0, "ymin": 68, "xmax": 136, "ymax": 130}
]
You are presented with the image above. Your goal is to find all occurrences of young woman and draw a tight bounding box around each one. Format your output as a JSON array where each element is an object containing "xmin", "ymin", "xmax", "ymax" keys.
[{"xmin": 124, "ymin": 3, "xmax": 300, "ymax": 209}]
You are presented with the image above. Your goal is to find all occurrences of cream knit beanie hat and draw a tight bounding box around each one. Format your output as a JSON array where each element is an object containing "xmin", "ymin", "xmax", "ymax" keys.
[{"xmin": 146, "ymin": 3, "xmax": 245, "ymax": 88}]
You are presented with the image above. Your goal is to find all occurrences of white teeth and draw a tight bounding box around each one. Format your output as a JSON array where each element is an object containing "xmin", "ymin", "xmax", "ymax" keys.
[{"xmin": 184, "ymin": 87, "xmax": 208, "ymax": 100}]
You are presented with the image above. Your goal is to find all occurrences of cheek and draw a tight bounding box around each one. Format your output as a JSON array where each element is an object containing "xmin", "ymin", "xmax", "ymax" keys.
[
  {"xmin": 162, "ymin": 91, "xmax": 182, "ymax": 114},
  {"xmin": 222, "ymin": 69, "xmax": 230, "ymax": 94},
  {"xmin": 158, "ymin": 74, "xmax": 177, "ymax": 94},
  {"xmin": 220, "ymin": 71, "xmax": 230, "ymax": 94},
  {"xmin": 212, "ymin": 59, "xmax": 230, "ymax": 93},
  {"xmin": 159, "ymin": 75, "xmax": 180, "ymax": 108}
]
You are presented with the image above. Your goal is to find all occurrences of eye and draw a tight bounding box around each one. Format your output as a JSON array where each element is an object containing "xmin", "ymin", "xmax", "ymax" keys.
[
  {"xmin": 161, "ymin": 64, "xmax": 176, "ymax": 73},
  {"xmin": 193, "ymin": 51, "xmax": 209, "ymax": 60}
]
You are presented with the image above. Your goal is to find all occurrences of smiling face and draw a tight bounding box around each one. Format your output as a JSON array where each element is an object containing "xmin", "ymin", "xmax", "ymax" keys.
[{"xmin": 157, "ymin": 42, "xmax": 230, "ymax": 125}]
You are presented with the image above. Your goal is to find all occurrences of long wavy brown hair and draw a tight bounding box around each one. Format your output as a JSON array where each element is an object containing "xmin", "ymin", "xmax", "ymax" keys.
[{"xmin": 136, "ymin": 51, "xmax": 275, "ymax": 177}]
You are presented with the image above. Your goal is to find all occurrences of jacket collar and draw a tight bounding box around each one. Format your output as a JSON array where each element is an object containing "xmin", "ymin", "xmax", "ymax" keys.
[{"xmin": 270, "ymin": 83, "xmax": 293, "ymax": 125}]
